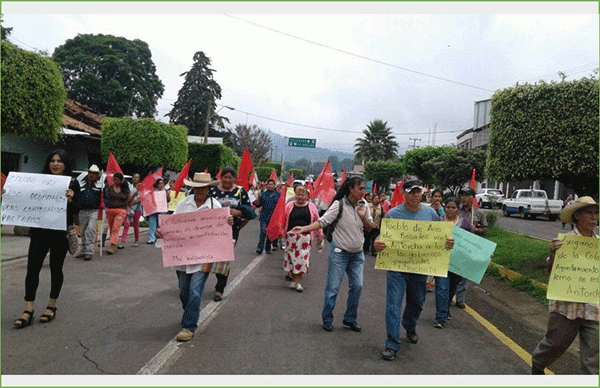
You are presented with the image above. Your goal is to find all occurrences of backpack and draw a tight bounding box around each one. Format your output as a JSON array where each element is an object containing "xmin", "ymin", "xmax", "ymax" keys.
[{"xmin": 323, "ymin": 199, "xmax": 343, "ymax": 243}]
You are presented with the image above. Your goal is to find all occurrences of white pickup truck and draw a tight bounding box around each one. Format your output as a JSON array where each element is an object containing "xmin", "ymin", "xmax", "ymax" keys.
[{"xmin": 502, "ymin": 189, "xmax": 562, "ymax": 220}]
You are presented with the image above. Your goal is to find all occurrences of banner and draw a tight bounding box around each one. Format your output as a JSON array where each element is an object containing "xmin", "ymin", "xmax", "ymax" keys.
[
  {"xmin": 159, "ymin": 207, "xmax": 234, "ymax": 267},
  {"xmin": 1, "ymin": 172, "xmax": 71, "ymax": 230},
  {"xmin": 375, "ymin": 219, "xmax": 453, "ymax": 276},
  {"xmin": 448, "ymin": 226, "xmax": 496, "ymax": 283},
  {"xmin": 547, "ymin": 234, "xmax": 599, "ymax": 304},
  {"xmin": 142, "ymin": 190, "xmax": 168, "ymax": 217}
]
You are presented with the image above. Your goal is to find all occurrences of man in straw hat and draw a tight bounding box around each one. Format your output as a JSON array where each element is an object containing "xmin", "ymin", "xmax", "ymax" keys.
[
  {"xmin": 77, "ymin": 165, "xmax": 102, "ymax": 261},
  {"xmin": 531, "ymin": 196, "xmax": 598, "ymax": 374},
  {"xmin": 155, "ymin": 172, "xmax": 234, "ymax": 342}
]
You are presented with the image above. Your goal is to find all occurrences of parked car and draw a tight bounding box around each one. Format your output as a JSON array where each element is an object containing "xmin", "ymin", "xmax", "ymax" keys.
[
  {"xmin": 502, "ymin": 189, "xmax": 562, "ymax": 220},
  {"xmin": 475, "ymin": 188, "xmax": 505, "ymax": 209}
]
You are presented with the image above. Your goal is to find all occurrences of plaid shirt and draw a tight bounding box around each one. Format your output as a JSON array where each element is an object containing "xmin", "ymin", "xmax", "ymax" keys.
[{"xmin": 548, "ymin": 227, "xmax": 599, "ymax": 322}]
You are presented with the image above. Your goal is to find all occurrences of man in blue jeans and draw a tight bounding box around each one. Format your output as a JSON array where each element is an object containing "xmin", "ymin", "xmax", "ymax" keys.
[
  {"xmin": 288, "ymin": 177, "xmax": 374, "ymax": 332},
  {"xmin": 374, "ymin": 179, "xmax": 454, "ymax": 361},
  {"xmin": 255, "ymin": 179, "xmax": 280, "ymax": 254}
]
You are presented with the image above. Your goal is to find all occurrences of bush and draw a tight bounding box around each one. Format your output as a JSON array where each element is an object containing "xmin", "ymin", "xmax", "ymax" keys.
[
  {"xmin": 486, "ymin": 211, "xmax": 498, "ymax": 228},
  {"xmin": 364, "ymin": 161, "xmax": 404, "ymax": 189},
  {"xmin": 256, "ymin": 167, "xmax": 275, "ymax": 182},
  {"xmin": 1, "ymin": 42, "xmax": 66, "ymax": 143},
  {"xmin": 263, "ymin": 162, "xmax": 281, "ymax": 175},
  {"xmin": 101, "ymin": 118, "xmax": 188, "ymax": 173},
  {"xmin": 188, "ymin": 143, "xmax": 240, "ymax": 176}
]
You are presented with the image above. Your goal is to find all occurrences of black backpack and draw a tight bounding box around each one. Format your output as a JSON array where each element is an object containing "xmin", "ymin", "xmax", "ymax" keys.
[{"xmin": 323, "ymin": 199, "xmax": 343, "ymax": 243}]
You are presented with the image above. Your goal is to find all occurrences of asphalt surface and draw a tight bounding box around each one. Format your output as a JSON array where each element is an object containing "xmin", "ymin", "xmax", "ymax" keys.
[{"xmin": 0, "ymin": 217, "xmax": 595, "ymax": 384}]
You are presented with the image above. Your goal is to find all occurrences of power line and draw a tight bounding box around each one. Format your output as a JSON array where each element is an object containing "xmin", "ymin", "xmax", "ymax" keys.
[{"xmin": 224, "ymin": 14, "xmax": 496, "ymax": 93}]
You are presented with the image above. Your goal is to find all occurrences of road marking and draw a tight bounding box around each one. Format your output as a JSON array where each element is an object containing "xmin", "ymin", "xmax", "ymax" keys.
[
  {"xmin": 464, "ymin": 304, "xmax": 554, "ymax": 375},
  {"xmin": 136, "ymin": 253, "xmax": 266, "ymax": 375}
]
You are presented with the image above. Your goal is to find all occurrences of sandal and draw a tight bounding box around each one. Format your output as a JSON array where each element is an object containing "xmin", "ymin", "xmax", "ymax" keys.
[
  {"xmin": 14, "ymin": 310, "xmax": 34, "ymax": 329},
  {"xmin": 39, "ymin": 306, "xmax": 57, "ymax": 323}
]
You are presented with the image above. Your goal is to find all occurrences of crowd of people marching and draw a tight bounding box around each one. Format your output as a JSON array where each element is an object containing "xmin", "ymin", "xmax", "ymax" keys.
[{"xmin": 4, "ymin": 149, "xmax": 598, "ymax": 374}]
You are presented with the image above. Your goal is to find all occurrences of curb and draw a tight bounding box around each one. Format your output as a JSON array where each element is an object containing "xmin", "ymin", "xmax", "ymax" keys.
[{"xmin": 488, "ymin": 262, "xmax": 548, "ymax": 291}]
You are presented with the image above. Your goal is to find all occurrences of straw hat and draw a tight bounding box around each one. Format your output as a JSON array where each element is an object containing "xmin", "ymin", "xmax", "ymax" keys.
[
  {"xmin": 183, "ymin": 172, "xmax": 219, "ymax": 188},
  {"xmin": 87, "ymin": 164, "xmax": 100, "ymax": 173},
  {"xmin": 560, "ymin": 196, "xmax": 598, "ymax": 224}
]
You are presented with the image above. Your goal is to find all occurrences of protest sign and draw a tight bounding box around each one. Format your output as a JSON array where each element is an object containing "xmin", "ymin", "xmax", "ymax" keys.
[
  {"xmin": 547, "ymin": 234, "xmax": 599, "ymax": 304},
  {"xmin": 168, "ymin": 191, "xmax": 186, "ymax": 213},
  {"xmin": 142, "ymin": 190, "xmax": 168, "ymax": 217},
  {"xmin": 375, "ymin": 219, "xmax": 453, "ymax": 276},
  {"xmin": 159, "ymin": 207, "xmax": 234, "ymax": 267},
  {"xmin": 1, "ymin": 172, "xmax": 71, "ymax": 230},
  {"xmin": 448, "ymin": 226, "xmax": 497, "ymax": 283}
]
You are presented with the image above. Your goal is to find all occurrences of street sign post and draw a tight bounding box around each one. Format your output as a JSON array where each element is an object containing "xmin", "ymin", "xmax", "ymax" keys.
[{"xmin": 288, "ymin": 137, "xmax": 316, "ymax": 148}]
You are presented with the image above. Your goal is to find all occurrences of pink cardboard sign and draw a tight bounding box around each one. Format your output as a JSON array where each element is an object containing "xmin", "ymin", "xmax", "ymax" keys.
[
  {"xmin": 142, "ymin": 190, "xmax": 168, "ymax": 217},
  {"xmin": 159, "ymin": 207, "xmax": 234, "ymax": 267}
]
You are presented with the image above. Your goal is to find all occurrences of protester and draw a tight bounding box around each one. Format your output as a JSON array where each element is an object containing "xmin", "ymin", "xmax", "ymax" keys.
[
  {"xmin": 381, "ymin": 193, "xmax": 392, "ymax": 214},
  {"xmin": 561, "ymin": 194, "xmax": 575, "ymax": 229},
  {"xmin": 289, "ymin": 177, "xmax": 375, "ymax": 333},
  {"xmin": 455, "ymin": 187, "xmax": 488, "ymax": 308},
  {"xmin": 531, "ymin": 197, "xmax": 599, "ymax": 375},
  {"xmin": 433, "ymin": 197, "xmax": 474, "ymax": 328},
  {"xmin": 123, "ymin": 173, "xmax": 142, "ymax": 247},
  {"xmin": 281, "ymin": 184, "xmax": 323, "ymax": 292},
  {"xmin": 367, "ymin": 193, "xmax": 385, "ymax": 256},
  {"xmin": 147, "ymin": 178, "xmax": 170, "ymax": 245},
  {"xmin": 209, "ymin": 166, "xmax": 255, "ymax": 302},
  {"xmin": 155, "ymin": 173, "xmax": 233, "ymax": 342},
  {"xmin": 430, "ymin": 189, "xmax": 445, "ymax": 217},
  {"xmin": 12, "ymin": 150, "xmax": 80, "ymax": 328},
  {"xmin": 76, "ymin": 165, "xmax": 102, "ymax": 261},
  {"xmin": 255, "ymin": 179, "xmax": 281, "ymax": 255},
  {"xmin": 373, "ymin": 179, "xmax": 454, "ymax": 361},
  {"xmin": 103, "ymin": 172, "xmax": 130, "ymax": 255}
]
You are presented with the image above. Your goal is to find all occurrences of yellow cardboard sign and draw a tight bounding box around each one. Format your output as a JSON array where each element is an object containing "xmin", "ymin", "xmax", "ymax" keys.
[
  {"xmin": 547, "ymin": 234, "xmax": 599, "ymax": 304},
  {"xmin": 375, "ymin": 219, "xmax": 453, "ymax": 276}
]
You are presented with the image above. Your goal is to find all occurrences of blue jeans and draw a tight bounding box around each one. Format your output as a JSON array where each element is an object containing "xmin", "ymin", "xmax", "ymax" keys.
[
  {"xmin": 434, "ymin": 276, "xmax": 450, "ymax": 324},
  {"xmin": 385, "ymin": 271, "xmax": 427, "ymax": 352},
  {"xmin": 322, "ymin": 244, "xmax": 364, "ymax": 324},
  {"xmin": 148, "ymin": 214, "xmax": 159, "ymax": 243},
  {"xmin": 256, "ymin": 219, "xmax": 272, "ymax": 253},
  {"xmin": 177, "ymin": 270, "xmax": 209, "ymax": 332},
  {"xmin": 455, "ymin": 277, "xmax": 469, "ymax": 303}
]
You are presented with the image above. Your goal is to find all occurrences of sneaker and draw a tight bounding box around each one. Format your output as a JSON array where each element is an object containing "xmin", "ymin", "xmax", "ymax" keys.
[
  {"xmin": 322, "ymin": 322, "xmax": 333, "ymax": 332},
  {"xmin": 433, "ymin": 322, "xmax": 444, "ymax": 329},
  {"xmin": 382, "ymin": 348, "xmax": 397, "ymax": 361},
  {"xmin": 256, "ymin": 250, "xmax": 262, "ymax": 255},
  {"xmin": 213, "ymin": 293, "xmax": 223, "ymax": 302},
  {"xmin": 447, "ymin": 312, "xmax": 452, "ymax": 320},
  {"xmin": 176, "ymin": 329, "xmax": 194, "ymax": 342},
  {"xmin": 117, "ymin": 243, "xmax": 124, "ymax": 249},
  {"xmin": 84, "ymin": 254, "xmax": 92, "ymax": 261},
  {"xmin": 288, "ymin": 281, "xmax": 297, "ymax": 289},
  {"xmin": 133, "ymin": 241, "xmax": 139, "ymax": 247},
  {"xmin": 76, "ymin": 253, "xmax": 86, "ymax": 259},
  {"xmin": 296, "ymin": 283, "xmax": 304, "ymax": 292},
  {"xmin": 147, "ymin": 241, "xmax": 155, "ymax": 244},
  {"xmin": 456, "ymin": 301, "xmax": 466, "ymax": 309},
  {"xmin": 406, "ymin": 333, "xmax": 418, "ymax": 344}
]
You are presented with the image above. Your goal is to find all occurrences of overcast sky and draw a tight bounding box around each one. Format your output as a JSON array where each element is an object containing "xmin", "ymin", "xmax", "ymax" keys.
[{"xmin": 3, "ymin": 2, "xmax": 598, "ymax": 157}]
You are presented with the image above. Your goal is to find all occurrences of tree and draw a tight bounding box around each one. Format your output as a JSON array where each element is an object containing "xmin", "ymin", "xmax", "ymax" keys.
[
  {"xmin": 52, "ymin": 34, "xmax": 163, "ymax": 118},
  {"xmin": 424, "ymin": 149, "xmax": 486, "ymax": 196},
  {"xmin": 188, "ymin": 143, "xmax": 240, "ymax": 176},
  {"xmin": 166, "ymin": 51, "xmax": 228, "ymax": 136},
  {"xmin": 225, "ymin": 124, "xmax": 272, "ymax": 166},
  {"xmin": 101, "ymin": 118, "xmax": 187, "ymax": 173},
  {"xmin": 364, "ymin": 162, "xmax": 404, "ymax": 192},
  {"xmin": 354, "ymin": 120, "xmax": 399, "ymax": 163},
  {"xmin": 1, "ymin": 15, "xmax": 13, "ymax": 41},
  {"xmin": 486, "ymin": 76, "xmax": 599, "ymax": 197},
  {"xmin": 1, "ymin": 42, "xmax": 66, "ymax": 143},
  {"xmin": 403, "ymin": 146, "xmax": 456, "ymax": 186}
]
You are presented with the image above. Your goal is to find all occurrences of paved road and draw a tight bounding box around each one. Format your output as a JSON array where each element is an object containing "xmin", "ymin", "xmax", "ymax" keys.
[
  {"xmin": 483, "ymin": 208, "xmax": 576, "ymax": 241},
  {"xmin": 0, "ymin": 219, "xmax": 592, "ymax": 384}
]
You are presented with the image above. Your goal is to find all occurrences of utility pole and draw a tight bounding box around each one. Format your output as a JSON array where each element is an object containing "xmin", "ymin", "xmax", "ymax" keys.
[
  {"xmin": 203, "ymin": 101, "xmax": 213, "ymax": 144},
  {"xmin": 409, "ymin": 137, "xmax": 421, "ymax": 150},
  {"xmin": 432, "ymin": 123, "xmax": 437, "ymax": 147}
]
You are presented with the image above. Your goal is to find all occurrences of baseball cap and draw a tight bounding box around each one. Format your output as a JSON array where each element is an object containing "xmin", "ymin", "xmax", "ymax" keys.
[
  {"xmin": 402, "ymin": 179, "xmax": 423, "ymax": 192},
  {"xmin": 460, "ymin": 188, "xmax": 476, "ymax": 197}
]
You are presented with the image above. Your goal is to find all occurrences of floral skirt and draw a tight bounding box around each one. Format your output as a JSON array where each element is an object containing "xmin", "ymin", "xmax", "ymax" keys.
[{"xmin": 283, "ymin": 233, "xmax": 312, "ymax": 276}]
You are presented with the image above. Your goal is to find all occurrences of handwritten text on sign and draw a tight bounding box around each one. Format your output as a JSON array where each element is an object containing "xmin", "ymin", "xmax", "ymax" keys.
[
  {"xmin": 449, "ymin": 226, "xmax": 497, "ymax": 284},
  {"xmin": 1, "ymin": 172, "xmax": 71, "ymax": 231},
  {"xmin": 159, "ymin": 207, "xmax": 234, "ymax": 268},
  {"xmin": 375, "ymin": 219, "xmax": 453, "ymax": 276},
  {"xmin": 547, "ymin": 234, "xmax": 599, "ymax": 304}
]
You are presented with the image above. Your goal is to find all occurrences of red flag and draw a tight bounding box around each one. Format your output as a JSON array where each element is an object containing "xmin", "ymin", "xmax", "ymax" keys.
[
  {"xmin": 391, "ymin": 178, "xmax": 405, "ymax": 208},
  {"xmin": 216, "ymin": 166, "xmax": 222, "ymax": 180},
  {"xmin": 373, "ymin": 183, "xmax": 377, "ymax": 194},
  {"xmin": 426, "ymin": 185, "xmax": 429, "ymax": 193},
  {"xmin": 139, "ymin": 168, "xmax": 163, "ymax": 211},
  {"xmin": 236, "ymin": 148, "xmax": 253, "ymax": 191},
  {"xmin": 311, "ymin": 161, "xmax": 327, "ymax": 200},
  {"xmin": 470, "ymin": 169, "xmax": 479, "ymax": 208},
  {"xmin": 266, "ymin": 183, "xmax": 288, "ymax": 241},
  {"xmin": 172, "ymin": 160, "xmax": 192, "ymax": 197},
  {"xmin": 306, "ymin": 181, "xmax": 313, "ymax": 196},
  {"xmin": 204, "ymin": 169, "xmax": 208, "ymax": 173},
  {"xmin": 268, "ymin": 169, "xmax": 279, "ymax": 185},
  {"xmin": 287, "ymin": 171, "xmax": 294, "ymax": 187},
  {"xmin": 341, "ymin": 168, "xmax": 346, "ymax": 185},
  {"xmin": 1, "ymin": 173, "xmax": 6, "ymax": 192},
  {"xmin": 250, "ymin": 169, "xmax": 259, "ymax": 188},
  {"xmin": 312, "ymin": 160, "xmax": 336, "ymax": 207},
  {"xmin": 105, "ymin": 152, "xmax": 123, "ymax": 186}
]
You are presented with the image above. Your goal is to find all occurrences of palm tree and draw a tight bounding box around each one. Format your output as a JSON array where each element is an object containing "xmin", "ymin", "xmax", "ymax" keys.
[{"xmin": 354, "ymin": 120, "xmax": 399, "ymax": 163}]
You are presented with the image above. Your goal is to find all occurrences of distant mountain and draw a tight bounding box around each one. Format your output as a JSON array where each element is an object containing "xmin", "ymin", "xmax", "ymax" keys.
[{"xmin": 264, "ymin": 129, "xmax": 353, "ymax": 164}]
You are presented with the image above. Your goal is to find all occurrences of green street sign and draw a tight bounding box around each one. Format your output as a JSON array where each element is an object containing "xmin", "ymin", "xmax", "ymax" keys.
[{"xmin": 288, "ymin": 137, "xmax": 316, "ymax": 148}]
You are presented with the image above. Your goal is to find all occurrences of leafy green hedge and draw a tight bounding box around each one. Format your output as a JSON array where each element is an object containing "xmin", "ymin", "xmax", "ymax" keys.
[
  {"xmin": 256, "ymin": 167, "xmax": 275, "ymax": 182},
  {"xmin": 487, "ymin": 77, "xmax": 599, "ymax": 197},
  {"xmin": 262, "ymin": 162, "xmax": 281, "ymax": 175},
  {"xmin": 364, "ymin": 162, "xmax": 404, "ymax": 191},
  {"xmin": 1, "ymin": 42, "xmax": 66, "ymax": 143},
  {"xmin": 101, "ymin": 118, "xmax": 188, "ymax": 172},
  {"xmin": 188, "ymin": 143, "xmax": 240, "ymax": 176}
]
